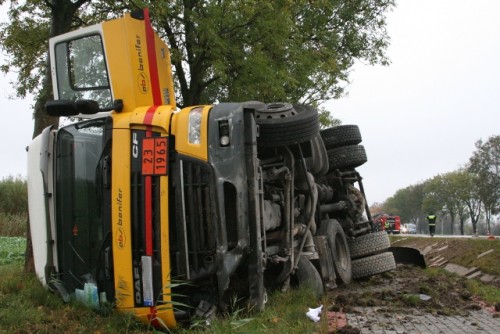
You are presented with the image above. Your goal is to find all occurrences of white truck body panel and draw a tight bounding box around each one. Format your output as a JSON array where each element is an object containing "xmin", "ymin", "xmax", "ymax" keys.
[{"xmin": 27, "ymin": 131, "xmax": 58, "ymax": 285}]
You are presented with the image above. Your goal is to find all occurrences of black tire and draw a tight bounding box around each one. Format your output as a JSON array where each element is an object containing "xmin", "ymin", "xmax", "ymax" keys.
[
  {"xmin": 351, "ymin": 252, "xmax": 396, "ymax": 280},
  {"xmin": 348, "ymin": 231, "xmax": 391, "ymax": 260},
  {"xmin": 255, "ymin": 103, "xmax": 319, "ymax": 147},
  {"xmin": 327, "ymin": 145, "xmax": 367, "ymax": 170},
  {"xmin": 320, "ymin": 125, "xmax": 362, "ymax": 149},
  {"xmin": 317, "ymin": 219, "xmax": 352, "ymax": 285},
  {"xmin": 294, "ymin": 256, "xmax": 324, "ymax": 298}
]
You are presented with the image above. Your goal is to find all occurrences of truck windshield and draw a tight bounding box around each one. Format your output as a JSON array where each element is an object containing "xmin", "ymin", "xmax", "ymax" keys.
[{"xmin": 54, "ymin": 118, "xmax": 109, "ymax": 293}]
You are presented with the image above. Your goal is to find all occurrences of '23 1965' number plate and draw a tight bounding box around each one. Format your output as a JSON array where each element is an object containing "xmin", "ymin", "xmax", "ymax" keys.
[{"xmin": 141, "ymin": 137, "xmax": 168, "ymax": 175}]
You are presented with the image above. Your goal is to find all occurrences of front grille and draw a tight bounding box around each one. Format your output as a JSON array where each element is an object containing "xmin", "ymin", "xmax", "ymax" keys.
[{"xmin": 171, "ymin": 159, "xmax": 217, "ymax": 281}]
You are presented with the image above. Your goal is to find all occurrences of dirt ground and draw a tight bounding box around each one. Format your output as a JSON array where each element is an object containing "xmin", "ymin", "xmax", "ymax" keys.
[
  {"xmin": 331, "ymin": 264, "xmax": 494, "ymax": 317},
  {"xmin": 323, "ymin": 236, "xmax": 500, "ymax": 333}
]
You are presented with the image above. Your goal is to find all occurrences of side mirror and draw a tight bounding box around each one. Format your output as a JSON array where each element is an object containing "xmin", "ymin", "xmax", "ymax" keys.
[{"xmin": 45, "ymin": 100, "xmax": 100, "ymax": 117}]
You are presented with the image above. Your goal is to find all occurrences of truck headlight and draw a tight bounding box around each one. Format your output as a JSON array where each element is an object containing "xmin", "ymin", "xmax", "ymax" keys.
[
  {"xmin": 188, "ymin": 107, "xmax": 203, "ymax": 144},
  {"xmin": 218, "ymin": 120, "xmax": 230, "ymax": 147}
]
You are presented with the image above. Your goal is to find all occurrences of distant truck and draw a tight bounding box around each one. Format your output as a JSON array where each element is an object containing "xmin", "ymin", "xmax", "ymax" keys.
[
  {"xmin": 373, "ymin": 213, "xmax": 401, "ymax": 234},
  {"xmin": 26, "ymin": 9, "xmax": 395, "ymax": 329}
]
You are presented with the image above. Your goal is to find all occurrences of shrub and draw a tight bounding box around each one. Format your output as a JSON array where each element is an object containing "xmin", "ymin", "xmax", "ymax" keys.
[
  {"xmin": 0, "ymin": 175, "xmax": 28, "ymax": 215},
  {"xmin": 0, "ymin": 213, "xmax": 27, "ymax": 236},
  {"xmin": 0, "ymin": 176, "xmax": 28, "ymax": 237}
]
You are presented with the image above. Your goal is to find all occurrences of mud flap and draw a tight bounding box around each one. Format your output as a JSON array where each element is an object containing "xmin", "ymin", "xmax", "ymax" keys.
[{"xmin": 389, "ymin": 246, "xmax": 426, "ymax": 268}]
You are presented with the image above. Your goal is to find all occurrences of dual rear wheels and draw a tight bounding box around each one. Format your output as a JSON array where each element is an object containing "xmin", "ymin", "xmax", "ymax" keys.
[
  {"xmin": 348, "ymin": 231, "xmax": 396, "ymax": 279},
  {"xmin": 291, "ymin": 228, "xmax": 396, "ymax": 297},
  {"xmin": 320, "ymin": 124, "xmax": 366, "ymax": 171},
  {"xmin": 315, "ymin": 222, "xmax": 396, "ymax": 283}
]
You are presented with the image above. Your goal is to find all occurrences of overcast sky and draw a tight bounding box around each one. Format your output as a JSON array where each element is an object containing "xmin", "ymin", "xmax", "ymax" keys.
[
  {"xmin": 1, "ymin": 1, "xmax": 500, "ymax": 204},
  {"xmin": 324, "ymin": 0, "xmax": 500, "ymax": 203}
]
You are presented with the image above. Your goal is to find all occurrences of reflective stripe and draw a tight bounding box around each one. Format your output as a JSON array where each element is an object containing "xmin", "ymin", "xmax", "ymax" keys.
[{"xmin": 144, "ymin": 8, "xmax": 162, "ymax": 106}]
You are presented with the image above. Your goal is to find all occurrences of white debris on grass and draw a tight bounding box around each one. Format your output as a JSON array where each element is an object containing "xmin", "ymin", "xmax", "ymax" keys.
[{"xmin": 306, "ymin": 305, "xmax": 323, "ymax": 322}]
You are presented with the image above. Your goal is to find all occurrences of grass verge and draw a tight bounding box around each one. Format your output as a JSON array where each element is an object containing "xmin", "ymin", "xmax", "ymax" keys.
[
  {"xmin": 0, "ymin": 265, "xmax": 153, "ymax": 333},
  {"xmin": 0, "ymin": 263, "xmax": 328, "ymax": 333},
  {"xmin": 179, "ymin": 288, "xmax": 328, "ymax": 333},
  {"xmin": 465, "ymin": 279, "xmax": 500, "ymax": 305},
  {"xmin": 390, "ymin": 236, "xmax": 500, "ymax": 276}
]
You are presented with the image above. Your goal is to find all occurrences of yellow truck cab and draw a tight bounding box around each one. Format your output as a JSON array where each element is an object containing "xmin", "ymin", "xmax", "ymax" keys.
[
  {"xmin": 27, "ymin": 9, "xmax": 395, "ymax": 329},
  {"xmin": 28, "ymin": 9, "xmax": 181, "ymax": 327}
]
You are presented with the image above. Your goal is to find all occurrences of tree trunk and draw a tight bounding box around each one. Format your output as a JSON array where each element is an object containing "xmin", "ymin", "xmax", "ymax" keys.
[
  {"xmin": 449, "ymin": 210, "xmax": 455, "ymax": 235},
  {"xmin": 24, "ymin": 218, "xmax": 35, "ymax": 272},
  {"xmin": 485, "ymin": 209, "xmax": 492, "ymax": 234},
  {"xmin": 32, "ymin": 67, "xmax": 58, "ymax": 137}
]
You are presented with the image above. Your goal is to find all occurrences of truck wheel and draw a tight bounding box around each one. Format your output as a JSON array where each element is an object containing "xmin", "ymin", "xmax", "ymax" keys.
[
  {"xmin": 351, "ymin": 252, "xmax": 396, "ymax": 280},
  {"xmin": 320, "ymin": 125, "xmax": 362, "ymax": 149},
  {"xmin": 327, "ymin": 145, "xmax": 367, "ymax": 170},
  {"xmin": 255, "ymin": 103, "xmax": 319, "ymax": 147},
  {"xmin": 348, "ymin": 231, "xmax": 391, "ymax": 259},
  {"xmin": 294, "ymin": 256, "xmax": 324, "ymax": 298},
  {"xmin": 317, "ymin": 219, "xmax": 352, "ymax": 285}
]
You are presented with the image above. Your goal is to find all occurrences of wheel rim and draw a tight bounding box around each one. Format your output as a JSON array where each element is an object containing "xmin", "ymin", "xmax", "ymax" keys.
[
  {"xmin": 318, "ymin": 219, "xmax": 352, "ymax": 285},
  {"xmin": 255, "ymin": 102, "xmax": 296, "ymax": 120}
]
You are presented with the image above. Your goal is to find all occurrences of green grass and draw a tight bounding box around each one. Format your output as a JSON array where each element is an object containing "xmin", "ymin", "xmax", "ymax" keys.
[
  {"xmin": 402, "ymin": 294, "xmax": 421, "ymax": 307},
  {"xmin": 2, "ymin": 233, "xmax": 500, "ymax": 332},
  {"xmin": 3, "ymin": 235, "xmax": 500, "ymax": 332},
  {"xmin": 0, "ymin": 236, "xmax": 26, "ymax": 265},
  {"xmin": 422, "ymin": 266, "xmax": 500, "ymax": 308},
  {"xmin": 449, "ymin": 239, "xmax": 500, "ymax": 276},
  {"xmin": 0, "ymin": 265, "xmax": 151, "ymax": 333},
  {"xmin": 152, "ymin": 286, "xmax": 328, "ymax": 333},
  {"xmin": 465, "ymin": 279, "xmax": 500, "ymax": 305},
  {"xmin": 203, "ymin": 288, "xmax": 327, "ymax": 333},
  {"xmin": 391, "ymin": 236, "xmax": 500, "ymax": 276},
  {"xmin": 0, "ymin": 263, "xmax": 328, "ymax": 333}
]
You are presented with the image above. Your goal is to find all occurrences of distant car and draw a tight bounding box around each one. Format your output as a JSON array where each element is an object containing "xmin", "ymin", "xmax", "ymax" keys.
[{"xmin": 402, "ymin": 223, "xmax": 417, "ymax": 234}]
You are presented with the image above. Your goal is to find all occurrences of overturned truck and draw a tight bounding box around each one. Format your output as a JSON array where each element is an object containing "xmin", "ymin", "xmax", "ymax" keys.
[{"xmin": 26, "ymin": 10, "xmax": 395, "ymax": 329}]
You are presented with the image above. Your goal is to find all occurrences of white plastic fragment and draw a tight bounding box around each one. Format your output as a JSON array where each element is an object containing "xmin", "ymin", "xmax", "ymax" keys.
[
  {"xmin": 306, "ymin": 304, "xmax": 323, "ymax": 322},
  {"xmin": 419, "ymin": 294, "xmax": 432, "ymax": 301}
]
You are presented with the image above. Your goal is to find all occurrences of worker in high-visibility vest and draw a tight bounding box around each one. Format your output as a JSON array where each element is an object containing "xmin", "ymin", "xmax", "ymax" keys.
[{"xmin": 427, "ymin": 213, "xmax": 437, "ymax": 236}]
